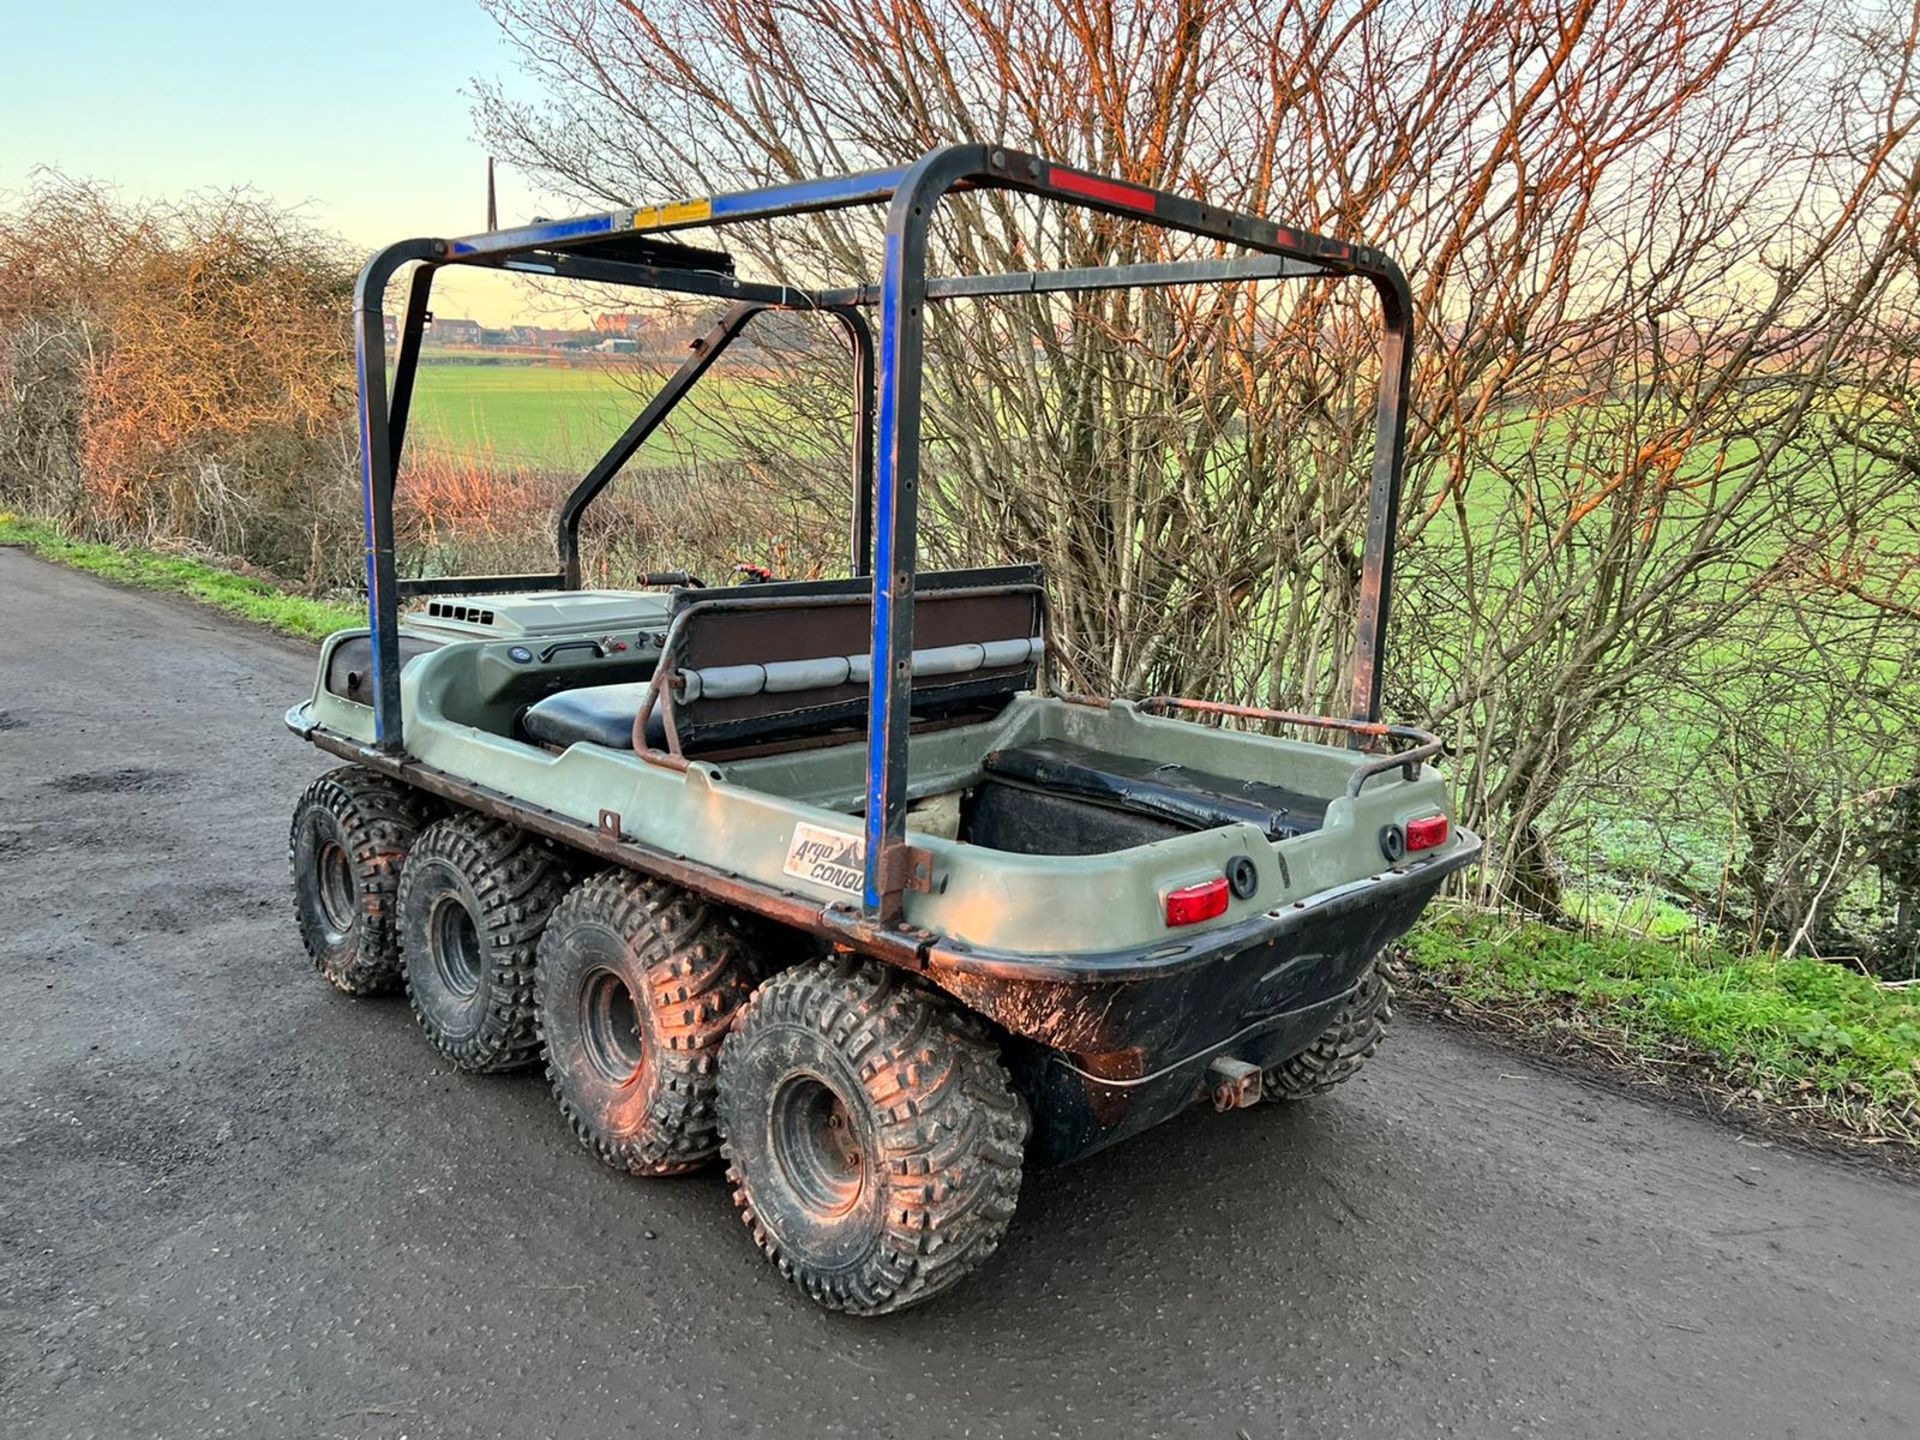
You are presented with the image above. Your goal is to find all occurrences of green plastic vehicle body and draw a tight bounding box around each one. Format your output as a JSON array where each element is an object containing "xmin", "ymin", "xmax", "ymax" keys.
[{"xmin": 284, "ymin": 148, "xmax": 1478, "ymax": 1312}]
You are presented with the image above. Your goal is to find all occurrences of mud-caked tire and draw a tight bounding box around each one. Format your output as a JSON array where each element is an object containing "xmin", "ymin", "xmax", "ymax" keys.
[
  {"xmin": 1263, "ymin": 951, "xmax": 1395, "ymax": 1100},
  {"xmin": 398, "ymin": 813, "xmax": 573, "ymax": 1072},
  {"xmin": 289, "ymin": 766, "xmax": 439, "ymax": 996},
  {"xmin": 718, "ymin": 959, "xmax": 1028, "ymax": 1316},
  {"xmin": 536, "ymin": 872, "xmax": 760, "ymax": 1176}
]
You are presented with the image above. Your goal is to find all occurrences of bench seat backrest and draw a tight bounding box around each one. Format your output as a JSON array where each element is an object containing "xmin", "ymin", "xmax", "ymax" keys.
[{"xmin": 654, "ymin": 565, "xmax": 1045, "ymax": 754}]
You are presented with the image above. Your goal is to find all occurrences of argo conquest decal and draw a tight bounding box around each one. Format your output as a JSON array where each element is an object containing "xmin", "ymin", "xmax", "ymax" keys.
[{"xmin": 782, "ymin": 823, "xmax": 865, "ymax": 894}]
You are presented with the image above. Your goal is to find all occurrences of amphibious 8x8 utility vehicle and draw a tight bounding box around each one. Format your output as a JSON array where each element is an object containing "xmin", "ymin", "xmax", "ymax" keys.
[{"xmin": 286, "ymin": 145, "xmax": 1478, "ymax": 1315}]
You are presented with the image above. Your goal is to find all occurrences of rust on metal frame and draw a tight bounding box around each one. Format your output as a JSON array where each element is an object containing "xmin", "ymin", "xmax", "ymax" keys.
[
  {"xmin": 1348, "ymin": 549, "xmax": 1388, "ymax": 732},
  {"xmin": 1137, "ymin": 695, "xmax": 1443, "ymax": 794},
  {"xmin": 877, "ymin": 841, "xmax": 936, "ymax": 896},
  {"xmin": 1055, "ymin": 691, "xmax": 1445, "ymax": 795},
  {"xmin": 305, "ymin": 725, "xmax": 925, "ymax": 968},
  {"xmin": 1138, "ymin": 694, "xmax": 1399, "ymax": 742},
  {"xmin": 628, "ymin": 647, "xmax": 691, "ymax": 772}
]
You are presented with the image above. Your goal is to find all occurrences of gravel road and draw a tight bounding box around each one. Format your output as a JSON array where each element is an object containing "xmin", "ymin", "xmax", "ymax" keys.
[{"xmin": 2, "ymin": 546, "xmax": 1916, "ymax": 1440}]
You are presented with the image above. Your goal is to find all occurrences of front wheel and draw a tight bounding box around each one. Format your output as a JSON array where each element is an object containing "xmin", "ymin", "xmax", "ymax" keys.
[
  {"xmin": 717, "ymin": 959, "xmax": 1028, "ymax": 1316},
  {"xmin": 288, "ymin": 766, "xmax": 438, "ymax": 995}
]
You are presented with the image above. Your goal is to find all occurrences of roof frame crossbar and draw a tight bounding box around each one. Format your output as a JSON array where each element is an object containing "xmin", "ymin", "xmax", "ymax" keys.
[
  {"xmin": 350, "ymin": 143, "xmax": 1413, "ymax": 926},
  {"xmin": 494, "ymin": 249, "xmax": 809, "ymax": 306},
  {"xmin": 818, "ymin": 254, "xmax": 1327, "ymax": 307},
  {"xmin": 554, "ymin": 298, "xmax": 877, "ymax": 588},
  {"xmin": 441, "ymin": 165, "xmax": 917, "ymax": 262},
  {"xmin": 561, "ymin": 234, "xmax": 737, "ymax": 274}
]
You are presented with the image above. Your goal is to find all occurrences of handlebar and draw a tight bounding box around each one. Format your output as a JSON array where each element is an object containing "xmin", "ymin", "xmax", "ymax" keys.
[
  {"xmin": 637, "ymin": 566, "xmax": 778, "ymax": 589},
  {"xmin": 538, "ymin": 638, "xmax": 607, "ymax": 663}
]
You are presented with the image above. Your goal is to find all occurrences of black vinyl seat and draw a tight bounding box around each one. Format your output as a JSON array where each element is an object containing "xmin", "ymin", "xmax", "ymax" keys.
[
  {"xmin": 980, "ymin": 740, "xmax": 1327, "ymax": 840},
  {"xmin": 519, "ymin": 671, "xmax": 1016, "ymax": 755},
  {"xmin": 520, "ymin": 565, "xmax": 1045, "ymax": 758},
  {"xmin": 522, "ymin": 683, "xmax": 665, "ymax": 751}
]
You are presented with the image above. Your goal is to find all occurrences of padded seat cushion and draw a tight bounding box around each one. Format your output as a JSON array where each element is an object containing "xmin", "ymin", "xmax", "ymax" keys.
[
  {"xmin": 522, "ymin": 567, "xmax": 1046, "ymax": 757},
  {"xmin": 981, "ymin": 740, "xmax": 1327, "ymax": 840},
  {"xmin": 522, "ymin": 683, "xmax": 665, "ymax": 751}
]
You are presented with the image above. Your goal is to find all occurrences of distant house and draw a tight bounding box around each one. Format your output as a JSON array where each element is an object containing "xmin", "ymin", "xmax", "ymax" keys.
[
  {"xmin": 428, "ymin": 317, "xmax": 484, "ymax": 346},
  {"xmin": 512, "ymin": 325, "xmax": 592, "ymax": 348},
  {"xmin": 594, "ymin": 312, "xmax": 648, "ymax": 336}
]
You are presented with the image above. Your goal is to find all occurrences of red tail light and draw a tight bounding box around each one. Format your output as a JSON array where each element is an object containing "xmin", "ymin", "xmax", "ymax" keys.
[
  {"xmin": 1406, "ymin": 815, "xmax": 1449, "ymax": 852},
  {"xmin": 1165, "ymin": 877, "xmax": 1230, "ymax": 927}
]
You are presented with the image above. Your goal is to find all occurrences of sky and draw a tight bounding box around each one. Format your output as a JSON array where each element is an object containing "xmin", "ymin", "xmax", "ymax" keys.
[{"xmin": 0, "ymin": 0, "xmax": 575, "ymax": 325}]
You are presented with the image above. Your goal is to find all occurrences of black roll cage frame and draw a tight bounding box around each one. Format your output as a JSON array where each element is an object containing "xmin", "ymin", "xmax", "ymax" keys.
[{"xmin": 350, "ymin": 143, "xmax": 1414, "ymax": 919}]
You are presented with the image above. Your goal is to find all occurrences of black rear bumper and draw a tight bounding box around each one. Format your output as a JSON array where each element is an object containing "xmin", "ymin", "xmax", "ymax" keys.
[
  {"xmin": 293, "ymin": 707, "xmax": 1475, "ymax": 1167},
  {"xmin": 922, "ymin": 833, "xmax": 1480, "ymax": 1165}
]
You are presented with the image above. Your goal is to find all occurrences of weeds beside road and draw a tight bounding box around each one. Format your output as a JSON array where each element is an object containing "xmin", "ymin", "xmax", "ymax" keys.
[
  {"xmin": 1406, "ymin": 912, "xmax": 1920, "ymax": 1159},
  {"xmin": 0, "ymin": 514, "xmax": 361, "ymax": 642}
]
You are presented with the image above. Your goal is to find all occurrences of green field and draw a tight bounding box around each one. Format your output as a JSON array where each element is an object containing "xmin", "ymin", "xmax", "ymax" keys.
[{"xmin": 406, "ymin": 358, "xmax": 762, "ymax": 469}]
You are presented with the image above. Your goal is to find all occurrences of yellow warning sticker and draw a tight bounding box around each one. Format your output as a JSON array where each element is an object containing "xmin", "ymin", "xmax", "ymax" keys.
[{"xmin": 631, "ymin": 198, "xmax": 712, "ymax": 230}]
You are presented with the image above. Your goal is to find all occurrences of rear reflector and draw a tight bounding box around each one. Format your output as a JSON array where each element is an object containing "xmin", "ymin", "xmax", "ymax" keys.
[
  {"xmin": 1165, "ymin": 876, "xmax": 1230, "ymax": 927},
  {"xmin": 1406, "ymin": 815, "xmax": 1449, "ymax": 851}
]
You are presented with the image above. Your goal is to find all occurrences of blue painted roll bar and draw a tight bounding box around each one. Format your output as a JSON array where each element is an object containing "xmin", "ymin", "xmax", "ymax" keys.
[{"xmin": 350, "ymin": 143, "xmax": 1415, "ymax": 921}]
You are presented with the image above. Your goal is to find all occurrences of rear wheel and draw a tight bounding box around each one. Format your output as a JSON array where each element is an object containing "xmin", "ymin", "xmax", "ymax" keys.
[
  {"xmin": 718, "ymin": 959, "xmax": 1028, "ymax": 1315},
  {"xmin": 288, "ymin": 766, "xmax": 437, "ymax": 996},
  {"xmin": 1263, "ymin": 951, "xmax": 1395, "ymax": 1100},
  {"xmin": 398, "ymin": 813, "xmax": 572, "ymax": 1072},
  {"xmin": 536, "ymin": 872, "xmax": 759, "ymax": 1175}
]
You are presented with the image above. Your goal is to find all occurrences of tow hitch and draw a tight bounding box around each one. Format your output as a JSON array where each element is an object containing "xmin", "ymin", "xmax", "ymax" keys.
[{"xmin": 1208, "ymin": 1057, "xmax": 1263, "ymax": 1111}]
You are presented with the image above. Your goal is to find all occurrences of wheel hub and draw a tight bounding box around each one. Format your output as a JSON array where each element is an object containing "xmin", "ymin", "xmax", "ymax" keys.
[
  {"xmin": 579, "ymin": 968, "xmax": 645, "ymax": 1082},
  {"xmin": 428, "ymin": 895, "xmax": 484, "ymax": 997},
  {"xmin": 770, "ymin": 1073, "xmax": 865, "ymax": 1217},
  {"xmin": 314, "ymin": 837, "xmax": 356, "ymax": 936}
]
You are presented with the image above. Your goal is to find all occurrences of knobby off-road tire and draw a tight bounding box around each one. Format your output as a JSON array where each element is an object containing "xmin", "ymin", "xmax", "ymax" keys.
[
  {"xmin": 289, "ymin": 766, "xmax": 438, "ymax": 996},
  {"xmin": 398, "ymin": 813, "xmax": 573, "ymax": 1072},
  {"xmin": 1263, "ymin": 951, "xmax": 1395, "ymax": 1100},
  {"xmin": 535, "ymin": 872, "xmax": 759, "ymax": 1176},
  {"xmin": 718, "ymin": 959, "xmax": 1028, "ymax": 1316}
]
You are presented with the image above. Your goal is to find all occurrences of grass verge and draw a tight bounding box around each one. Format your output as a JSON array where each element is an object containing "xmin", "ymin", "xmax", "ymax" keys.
[
  {"xmin": 1403, "ymin": 908, "xmax": 1920, "ymax": 1159},
  {"xmin": 0, "ymin": 514, "xmax": 361, "ymax": 643}
]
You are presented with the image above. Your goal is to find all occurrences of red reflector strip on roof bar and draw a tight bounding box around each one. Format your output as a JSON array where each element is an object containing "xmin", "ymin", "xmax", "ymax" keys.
[
  {"xmin": 1165, "ymin": 876, "xmax": 1230, "ymax": 927},
  {"xmin": 1047, "ymin": 167, "xmax": 1160, "ymax": 214},
  {"xmin": 1406, "ymin": 815, "xmax": 1449, "ymax": 852}
]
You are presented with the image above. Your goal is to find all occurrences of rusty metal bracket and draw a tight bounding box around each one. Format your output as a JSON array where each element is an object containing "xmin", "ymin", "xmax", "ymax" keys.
[
  {"xmin": 877, "ymin": 841, "xmax": 935, "ymax": 895},
  {"xmin": 906, "ymin": 847, "xmax": 934, "ymax": 894},
  {"xmin": 1132, "ymin": 695, "xmax": 1444, "ymax": 796},
  {"xmin": 598, "ymin": 809, "xmax": 623, "ymax": 842}
]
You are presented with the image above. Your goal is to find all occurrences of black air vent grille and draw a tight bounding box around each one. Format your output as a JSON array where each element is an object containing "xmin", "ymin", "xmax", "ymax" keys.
[{"xmin": 426, "ymin": 601, "xmax": 496, "ymax": 626}]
